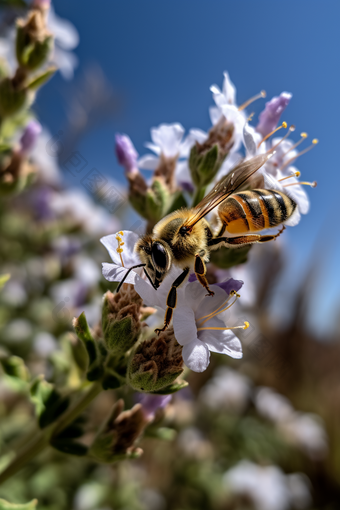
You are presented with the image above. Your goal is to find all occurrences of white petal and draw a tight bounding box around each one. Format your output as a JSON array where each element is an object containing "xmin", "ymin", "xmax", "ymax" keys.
[
  {"xmin": 102, "ymin": 262, "xmax": 139, "ymax": 285},
  {"xmin": 179, "ymin": 132, "xmax": 198, "ymax": 157},
  {"xmin": 138, "ymin": 154, "xmax": 160, "ymax": 170},
  {"xmin": 222, "ymin": 71, "xmax": 236, "ymax": 105},
  {"xmin": 189, "ymin": 128, "xmax": 208, "ymax": 144},
  {"xmin": 135, "ymin": 277, "xmax": 162, "ymax": 308},
  {"xmin": 48, "ymin": 8, "xmax": 79, "ymax": 50},
  {"xmin": 281, "ymin": 174, "xmax": 310, "ymax": 214},
  {"xmin": 144, "ymin": 142, "xmax": 161, "ymax": 155},
  {"xmin": 199, "ymin": 326, "xmax": 243, "ymax": 359},
  {"xmin": 100, "ymin": 230, "xmax": 141, "ymax": 267},
  {"xmin": 195, "ymin": 285, "xmax": 229, "ymax": 319},
  {"xmin": 182, "ymin": 340, "xmax": 210, "ymax": 372},
  {"xmin": 284, "ymin": 207, "xmax": 301, "ymax": 226},
  {"xmin": 243, "ymin": 123, "xmax": 257, "ymax": 156},
  {"xmin": 209, "ymin": 106, "xmax": 222, "ymax": 126},
  {"xmin": 150, "ymin": 124, "xmax": 185, "ymax": 157},
  {"xmin": 173, "ymin": 306, "xmax": 198, "ymax": 346}
]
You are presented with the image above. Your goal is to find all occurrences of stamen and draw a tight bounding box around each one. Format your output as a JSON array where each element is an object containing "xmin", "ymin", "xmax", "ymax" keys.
[
  {"xmin": 284, "ymin": 181, "xmax": 317, "ymax": 188},
  {"xmin": 281, "ymin": 132, "xmax": 308, "ymax": 156},
  {"xmin": 197, "ymin": 291, "xmax": 240, "ymax": 327},
  {"xmin": 247, "ymin": 112, "xmax": 255, "ymax": 122},
  {"xmin": 278, "ymin": 171, "xmax": 301, "ymax": 182},
  {"xmin": 116, "ymin": 231, "xmax": 125, "ymax": 267},
  {"xmin": 197, "ymin": 322, "xmax": 249, "ymax": 332},
  {"xmin": 280, "ymin": 139, "xmax": 318, "ymax": 171},
  {"xmin": 266, "ymin": 125, "xmax": 295, "ymax": 155},
  {"xmin": 238, "ymin": 90, "xmax": 266, "ymax": 111},
  {"xmin": 257, "ymin": 122, "xmax": 287, "ymax": 149}
]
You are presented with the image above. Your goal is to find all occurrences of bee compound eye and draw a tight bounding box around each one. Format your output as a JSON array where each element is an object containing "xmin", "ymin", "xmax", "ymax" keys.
[{"xmin": 151, "ymin": 242, "xmax": 167, "ymax": 271}]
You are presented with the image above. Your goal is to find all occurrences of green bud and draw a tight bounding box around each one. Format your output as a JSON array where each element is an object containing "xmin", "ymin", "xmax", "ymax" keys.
[
  {"xmin": 90, "ymin": 399, "xmax": 146, "ymax": 462},
  {"xmin": 29, "ymin": 375, "xmax": 70, "ymax": 428},
  {"xmin": 102, "ymin": 289, "xmax": 142, "ymax": 354},
  {"xmin": 16, "ymin": 11, "xmax": 53, "ymax": 71},
  {"xmin": 73, "ymin": 312, "xmax": 105, "ymax": 381},
  {"xmin": 145, "ymin": 427, "xmax": 177, "ymax": 441},
  {"xmin": 0, "ymin": 78, "xmax": 28, "ymax": 117},
  {"xmin": 127, "ymin": 328, "xmax": 183, "ymax": 393},
  {"xmin": 0, "ymin": 498, "xmax": 38, "ymax": 510},
  {"xmin": 68, "ymin": 333, "xmax": 88, "ymax": 373},
  {"xmin": 189, "ymin": 143, "xmax": 219, "ymax": 187},
  {"xmin": 210, "ymin": 245, "xmax": 252, "ymax": 269},
  {"xmin": 0, "ymin": 355, "xmax": 30, "ymax": 381},
  {"xmin": 151, "ymin": 379, "xmax": 188, "ymax": 395}
]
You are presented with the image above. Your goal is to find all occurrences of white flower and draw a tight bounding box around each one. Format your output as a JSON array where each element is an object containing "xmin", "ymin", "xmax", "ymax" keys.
[
  {"xmin": 101, "ymin": 230, "xmax": 143, "ymax": 286},
  {"xmin": 242, "ymin": 123, "xmax": 313, "ymax": 225},
  {"xmin": 47, "ymin": 6, "xmax": 79, "ymax": 80},
  {"xmin": 223, "ymin": 461, "xmax": 311, "ymax": 510},
  {"xmin": 136, "ymin": 275, "xmax": 244, "ymax": 373},
  {"xmin": 255, "ymin": 387, "xmax": 328, "ymax": 460},
  {"xmin": 255, "ymin": 387, "xmax": 294, "ymax": 423},
  {"xmin": 200, "ymin": 366, "xmax": 251, "ymax": 413},
  {"xmin": 50, "ymin": 188, "xmax": 120, "ymax": 235},
  {"xmin": 138, "ymin": 123, "xmax": 194, "ymax": 171}
]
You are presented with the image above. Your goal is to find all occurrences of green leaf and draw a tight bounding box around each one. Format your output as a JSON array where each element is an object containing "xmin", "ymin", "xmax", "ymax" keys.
[
  {"xmin": 0, "ymin": 499, "xmax": 38, "ymax": 510},
  {"xmin": 29, "ymin": 375, "xmax": 70, "ymax": 428},
  {"xmin": 26, "ymin": 67, "xmax": 57, "ymax": 90},
  {"xmin": 0, "ymin": 274, "xmax": 10, "ymax": 289},
  {"xmin": 0, "ymin": 0, "xmax": 26, "ymax": 7},
  {"xmin": 210, "ymin": 245, "xmax": 252, "ymax": 269},
  {"xmin": 50, "ymin": 438, "xmax": 88, "ymax": 456},
  {"xmin": 151, "ymin": 380, "xmax": 188, "ymax": 395},
  {"xmin": 0, "ymin": 356, "xmax": 30, "ymax": 381}
]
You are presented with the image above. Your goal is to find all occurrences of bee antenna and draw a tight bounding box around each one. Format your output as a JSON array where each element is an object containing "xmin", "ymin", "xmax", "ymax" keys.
[{"xmin": 116, "ymin": 263, "xmax": 146, "ymax": 293}]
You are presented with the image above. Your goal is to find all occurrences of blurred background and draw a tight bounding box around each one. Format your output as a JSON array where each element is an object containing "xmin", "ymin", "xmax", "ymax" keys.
[{"xmin": 1, "ymin": 1, "xmax": 340, "ymax": 510}]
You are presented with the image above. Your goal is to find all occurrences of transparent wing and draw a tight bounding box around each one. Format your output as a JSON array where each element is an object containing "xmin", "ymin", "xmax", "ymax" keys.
[{"xmin": 183, "ymin": 153, "xmax": 273, "ymax": 229}]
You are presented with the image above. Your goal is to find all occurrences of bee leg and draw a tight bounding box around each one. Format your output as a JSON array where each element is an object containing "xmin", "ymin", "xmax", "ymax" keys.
[
  {"xmin": 224, "ymin": 226, "xmax": 286, "ymax": 247},
  {"xmin": 194, "ymin": 254, "xmax": 214, "ymax": 297},
  {"xmin": 155, "ymin": 267, "xmax": 190, "ymax": 335}
]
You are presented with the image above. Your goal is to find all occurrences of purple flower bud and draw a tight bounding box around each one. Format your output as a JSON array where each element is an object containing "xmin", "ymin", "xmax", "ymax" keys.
[
  {"xmin": 213, "ymin": 278, "xmax": 243, "ymax": 294},
  {"xmin": 115, "ymin": 133, "xmax": 138, "ymax": 174},
  {"xmin": 20, "ymin": 120, "xmax": 42, "ymax": 154},
  {"xmin": 179, "ymin": 180, "xmax": 195, "ymax": 194},
  {"xmin": 256, "ymin": 92, "xmax": 292, "ymax": 138},
  {"xmin": 136, "ymin": 393, "xmax": 172, "ymax": 421}
]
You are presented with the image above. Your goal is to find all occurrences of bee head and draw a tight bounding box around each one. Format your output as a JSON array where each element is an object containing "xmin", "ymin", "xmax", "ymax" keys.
[{"xmin": 135, "ymin": 237, "xmax": 172, "ymax": 289}]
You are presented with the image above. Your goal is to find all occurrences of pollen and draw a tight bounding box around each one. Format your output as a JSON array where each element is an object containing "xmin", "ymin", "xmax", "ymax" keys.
[
  {"xmin": 244, "ymin": 321, "xmax": 250, "ymax": 330},
  {"xmin": 257, "ymin": 121, "xmax": 288, "ymax": 149},
  {"xmin": 115, "ymin": 232, "xmax": 125, "ymax": 267}
]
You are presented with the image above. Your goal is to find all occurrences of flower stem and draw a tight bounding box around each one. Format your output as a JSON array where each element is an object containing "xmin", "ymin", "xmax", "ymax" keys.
[
  {"xmin": 0, "ymin": 381, "xmax": 102, "ymax": 486},
  {"xmin": 192, "ymin": 186, "xmax": 206, "ymax": 207}
]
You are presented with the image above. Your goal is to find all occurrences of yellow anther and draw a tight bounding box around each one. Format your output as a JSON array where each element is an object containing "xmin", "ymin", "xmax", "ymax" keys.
[
  {"xmin": 295, "ymin": 170, "xmax": 301, "ymax": 177},
  {"xmin": 230, "ymin": 290, "xmax": 241, "ymax": 298},
  {"xmin": 301, "ymin": 132, "xmax": 308, "ymax": 138},
  {"xmin": 312, "ymin": 138, "xmax": 319, "ymax": 144},
  {"xmin": 116, "ymin": 231, "xmax": 125, "ymax": 267},
  {"xmin": 258, "ymin": 121, "xmax": 288, "ymax": 149},
  {"xmin": 260, "ymin": 90, "xmax": 266, "ymax": 98},
  {"xmin": 244, "ymin": 321, "xmax": 250, "ymax": 330}
]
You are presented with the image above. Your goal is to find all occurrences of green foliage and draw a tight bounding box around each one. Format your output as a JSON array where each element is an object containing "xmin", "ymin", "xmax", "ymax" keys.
[
  {"xmin": 30, "ymin": 375, "xmax": 70, "ymax": 428},
  {"xmin": 210, "ymin": 245, "xmax": 251, "ymax": 269},
  {"xmin": 0, "ymin": 499, "xmax": 37, "ymax": 510}
]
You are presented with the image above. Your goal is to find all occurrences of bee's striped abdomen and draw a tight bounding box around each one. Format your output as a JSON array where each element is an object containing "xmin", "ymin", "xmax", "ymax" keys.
[{"xmin": 218, "ymin": 189, "xmax": 296, "ymax": 234}]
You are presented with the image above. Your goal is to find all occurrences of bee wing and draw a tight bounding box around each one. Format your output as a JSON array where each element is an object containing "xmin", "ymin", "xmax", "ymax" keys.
[{"xmin": 183, "ymin": 152, "xmax": 273, "ymax": 229}]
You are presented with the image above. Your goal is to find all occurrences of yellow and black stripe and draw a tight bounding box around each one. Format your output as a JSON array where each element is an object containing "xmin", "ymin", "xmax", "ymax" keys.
[{"xmin": 218, "ymin": 189, "xmax": 296, "ymax": 234}]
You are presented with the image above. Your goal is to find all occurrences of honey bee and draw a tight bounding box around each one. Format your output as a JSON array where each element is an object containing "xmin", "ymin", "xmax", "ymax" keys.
[{"xmin": 118, "ymin": 153, "xmax": 297, "ymax": 334}]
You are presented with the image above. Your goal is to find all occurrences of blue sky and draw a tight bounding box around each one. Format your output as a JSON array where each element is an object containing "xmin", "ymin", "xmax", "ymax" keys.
[{"xmin": 36, "ymin": 0, "xmax": 340, "ymax": 335}]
